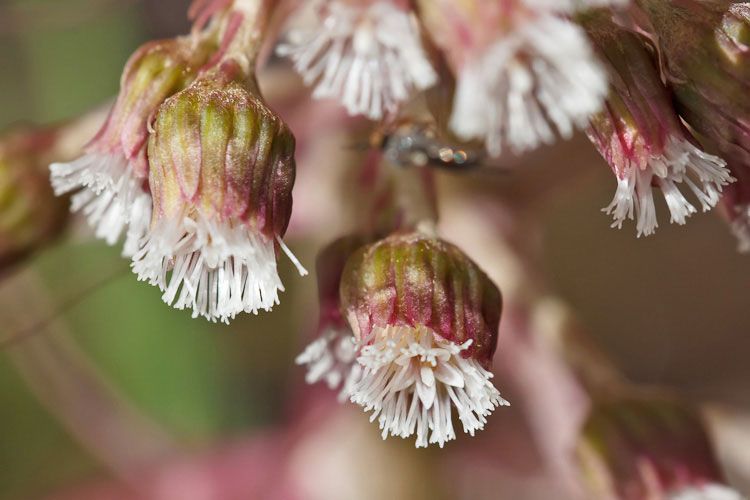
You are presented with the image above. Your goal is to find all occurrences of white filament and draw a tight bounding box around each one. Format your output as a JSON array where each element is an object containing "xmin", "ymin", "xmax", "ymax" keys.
[
  {"xmin": 296, "ymin": 326, "xmax": 361, "ymax": 402},
  {"xmin": 350, "ymin": 324, "xmax": 508, "ymax": 448},
  {"xmin": 603, "ymin": 137, "xmax": 734, "ymax": 237},
  {"xmin": 131, "ymin": 213, "xmax": 305, "ymax": 323},
  {"xmin": 50, "ymin": 152, "xmax": 151, "ymax": 256},
  {"xmin": 276, "ymin": 0, "xmax": 437, "ymax": 120},
  {"xmin": 669, "ymin": 484, "xmax": 745, "ymax": 500},
  {"xmin": 450, "ymin": 14, "xmax": 608, "ymax": 157},
  {"xmin": 277, "ymin": 234, "xmax": 309, "ymax": 276}
]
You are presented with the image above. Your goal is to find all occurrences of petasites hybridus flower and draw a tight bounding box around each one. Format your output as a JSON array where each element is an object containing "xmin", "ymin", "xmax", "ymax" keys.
[
  {"xmin": 295, "ymin": 235, "xmax": 367, "ymax": 400},
  {"xmin": 636, "ymin": 1, "xmax": 750, "ymax": 248},
  {"xmin": 132, "ymin": 61, "xmax": 306, "ymax": 323},
  {"xmin": 340, "ymin": 231, "xmax": 508, "ymax": 448},
  {"xmin": 635, "ymin": 1, "xmax": 750, "ymax": 163},
  {"xmin": 276, "ymin": 0, "xmax": 438, "ymax": 120},
  {"xmin": 0, "ymin": 128, "xmax": 68, "ymax": 270},
  {"xmin": 576, "ymin": 395, "xmax": 742, "ymax": 500},
  {"xmin": 418, "ymin": 0, "xmax": 609, "ymax": 157},
  {"xmin": 49, "ymin": 36, "xmax": 215, "ymax": 256},
  {"xmin": 582, "ymin": 13, "xmax": 733, "ymax": 237}
]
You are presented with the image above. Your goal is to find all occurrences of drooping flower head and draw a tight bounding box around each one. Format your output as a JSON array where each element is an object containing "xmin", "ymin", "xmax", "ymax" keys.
[
  {"xmin": 417, "ymin": 0, "xmax": 615, "ymax": 157},
  {"xmin": 49, "ymin": 35, "xmax": 216, "ymax": 255},
  {"xmin": 0, "ymin": 127, "xmax": 69, "ymax": 270},
  {"xmin": 581, "ymin": 12, "xmax": 734, "ymax": 236},
  {"xmin": 276, "ymin": 0, "xmax": 438, "ymax": 120},
  {"xmin": 296, "ymin": 235, "xmax": 366, "ymax": 400},
  {"xmin": 339, "ymin": 231, "xmax": 508, "ymax": 448},
  {"xmin": 635, "ymin": 0, "xmax": 750, "ymax": 248},
  {"xmin": 576, "ymin": 395, "xmax": 741, "ymax": 500},
  {"xmin": 132, "ymin": 60, "xmax": 306, "ymax": 323},
  {"xmin": 635, "ymin": 0, "xmax": 750, "ymax": 162}
]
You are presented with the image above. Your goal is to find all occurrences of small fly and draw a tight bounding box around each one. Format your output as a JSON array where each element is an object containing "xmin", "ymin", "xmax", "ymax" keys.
[{"xmin": 371, "ymin": 120, "xmax": 506, "ymax": 175}]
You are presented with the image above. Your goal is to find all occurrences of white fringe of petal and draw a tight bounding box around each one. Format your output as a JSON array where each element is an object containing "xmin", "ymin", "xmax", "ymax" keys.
[
  {"xmin": 276, "ymin": 0, "xmax": 437, "ymax": 120},
  {"xmin": 131, "ymin": 214, "xmax": 307, "ymax": 324},
  {"xmin": 50, "ymin": 152, "xmax": 152, "ymax": 256},
  {"xmin": 349, "ymin": 324, "xmax": 508, "ymax": 448},
  {"xmin": 603, "ymin": 137, "xmax": 734, "ymax": 237},
  {"xmin": 450, "ymin": 14, "xmax": 607, "ymax": 157},
  {"xmin": 669, "ymin": 484, "xmax": 745, "ymax": 500},
  {"xmin": 295, "ymin": 326, "xmax": 361, "ymax": 402}
]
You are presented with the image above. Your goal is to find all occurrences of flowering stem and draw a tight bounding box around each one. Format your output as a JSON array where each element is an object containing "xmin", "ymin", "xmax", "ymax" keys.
[
  {"xmin": 357, "ymin": 148, "xmax": 440, "ymax": 237},
  {"xmin": 391, "ymin": 166, "xmax": 440, "ymax": 233},
  {"xmin": 219, "ymin": 0, "xmax": 277, "ymax": 73}
]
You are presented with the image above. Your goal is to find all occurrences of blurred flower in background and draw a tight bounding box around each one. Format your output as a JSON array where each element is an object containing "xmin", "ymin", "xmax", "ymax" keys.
[
  {"xmin": 0, "ymin": 126, "xmax": 69, "ymax": 271},
  {"xmin": 1, "ymin": 0, "xmax": 750, "ymax": 499}
]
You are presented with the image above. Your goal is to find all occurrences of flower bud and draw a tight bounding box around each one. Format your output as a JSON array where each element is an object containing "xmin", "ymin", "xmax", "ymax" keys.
[
  {"xmin": 276, "ymin": 0, "xmax": 438, "ymax": 120},
  {"xmin": 577, "ymin": 395, "xmax": 741, "ymax": 500},
  {"xmin": 296, "ymin": 235, "xmax": 367, "ymax": 399},
  {"xmin": 581, "ymin": 12, "xmax": 733, "ymax": 236},
  {"xmin": 0, "ymin": 128, "xmax": 68, "ymax": 270},
  {"xmin": 339, "ymin": 231, "xmax": 507, "ymax": 448},
  {"xmin": 50, "ymin": 36, "xmax": 215, "ymax": 256},
  {"xmin": 132, "ymin": 61, "xmax": 306, "ymax": 323},
  {"xmin": 418, "ymin": 0, "xmax": 609, "ymax": 157}
]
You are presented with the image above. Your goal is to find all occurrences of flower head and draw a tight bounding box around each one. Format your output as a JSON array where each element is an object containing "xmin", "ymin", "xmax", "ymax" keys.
[
  {"xmin": 0, "ymin": 128, "xmax": 68, "ymax": 269},
  {"xmin": 418, "ymin": 0, "xmax": 609, "ymax": 157},
  {"xmin": 132, "ymin": 60, "xmax": 306, "ymax": 323},
  {"xmin": 277, "ymin": 0, "xmax": 438, "ymax": 120},
  {"xmin": 635, "ymin": 1, "xmax": 750, "ymax": 157},
  {"xmin": 636, "ymin": 1, "xmax": 750, "ymax": 247},
  {"xmin": 339, "ymin": 231, "xmax": 508, "ymax": 448},
  {"xmin": 635, "ymin": 2, "xmax": 750, "ymax": 158},
  {"xmin": 576, "ymin": 395, "xmax": 741, "ymax": 500},
  {"xmin": 582, "ymin": 13, "xmax": 734, "ymax": 236},
  {"xmin": 296, "ymin": 235, "xmax": 366, "ymax": 400},
  {"xmin": 49, "ymin": 36, "xmax": 215, "ymax": 255}
]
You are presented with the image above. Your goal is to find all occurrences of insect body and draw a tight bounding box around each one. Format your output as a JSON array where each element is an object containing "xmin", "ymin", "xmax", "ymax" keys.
[{"xmin": 375, "ymin": 121, "xmax": 490, "ymax": 173}]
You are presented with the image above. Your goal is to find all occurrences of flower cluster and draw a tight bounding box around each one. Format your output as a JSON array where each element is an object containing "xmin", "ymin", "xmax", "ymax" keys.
[
  {"xmin": 29, "ymin": 0, "xmax": 750, "ymax": 465},
  {"xmin": 49, "ymin": 1, "xmax": 306, "ymax": 323}
]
